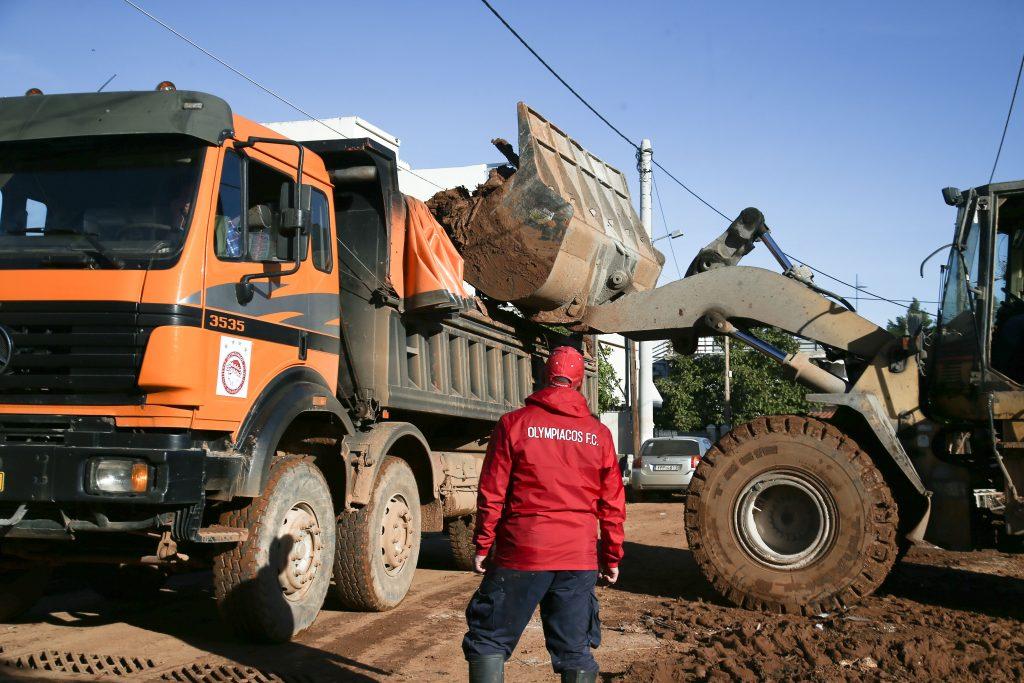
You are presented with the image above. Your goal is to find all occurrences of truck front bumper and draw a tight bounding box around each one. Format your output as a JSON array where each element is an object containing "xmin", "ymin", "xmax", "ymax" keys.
[{"xmin": 0, "ymin": 415, "xmax": 238, "ymax": 541}]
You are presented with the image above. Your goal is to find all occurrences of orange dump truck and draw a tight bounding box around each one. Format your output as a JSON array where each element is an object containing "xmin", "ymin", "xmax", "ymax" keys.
[{"xmin": 0, "ymin": 87, "xmax": 596, "ymax": 641}]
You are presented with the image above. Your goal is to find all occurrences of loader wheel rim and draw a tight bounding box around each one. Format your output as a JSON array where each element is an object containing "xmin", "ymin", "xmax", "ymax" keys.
[
  {"xmin": 278, "ymin": 502, "xmax": 324, "ymax": 602},
  {"xmin": 734, "ymin": 470, "xmax": 836, "ymax": 570},
  {"xmin": 380, "ymin": 494, "xmax": 413, "ymax": 577}
]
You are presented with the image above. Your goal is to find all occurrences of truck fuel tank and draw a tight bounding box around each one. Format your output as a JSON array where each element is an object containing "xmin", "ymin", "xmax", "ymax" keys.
[{"xmin": 428, "ymin": 103, "xmax": 664, "ymax": 323}]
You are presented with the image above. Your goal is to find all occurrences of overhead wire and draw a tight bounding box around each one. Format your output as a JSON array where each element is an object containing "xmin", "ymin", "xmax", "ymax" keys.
[
  {"xmin": 478, "ymin": 0, "xmax": 728, "ymax": 221},
  {"xmin": 479, "ymin": 0, "xmax": 932, "ymax": 311},
  {"xmin": 785, "ymin": 252, "xmax": 939, "ymax": 307},
  {"xmin": 122, "ymin": 0, "xmax": 445, "ymax": 192},
  {"xmin": 651, "ymin": 171, "xmax": 683, "ymax": 279},
  {"xmin": 989, "ymin": 50, "xmax": 1024, "ymax": 184}
]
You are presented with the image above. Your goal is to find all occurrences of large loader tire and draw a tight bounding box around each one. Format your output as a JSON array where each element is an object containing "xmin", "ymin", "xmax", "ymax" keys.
[
  {"xmin": 331, "ymin": 457, "xmax": 421, "ymax": 611},
  {"xmin": 213, "ymin": 456, "xmax": 336, "ymax": 642},
  {"xmin": 685, "ymin": 416, "xmax": 899, "ymax": 615},
  {"xmin": 447, "ymin": 514, "xmax": 477, "ymax": 571},
  {"xmin": 0, "ymin": 567, "xmax": 49, "ymax": 622}
]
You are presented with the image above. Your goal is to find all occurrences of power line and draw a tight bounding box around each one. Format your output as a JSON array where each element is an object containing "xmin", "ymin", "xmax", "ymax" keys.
[
  {"xmin": 478, "ymin": 0, "xmax": 937, "ymax": 311},
  {"xmin": 990, "ymin": 50, "xmax": 1024, "ymax": 184},
  {"xmin": 651, "ymin": 171, "xmax": 682, "ymax": 279},
  {"xmin": 785, "ymin": 252, "xmax": 938, "ymax": 308},
  {"xmin": 478, "ymin": 0, "xmax": 636, "ymax": 150},
  {"xmin": 122, "ymin": 0, "xmax": 444, "ymax": 192},
  {"xmin": 478, "ymin": 0, "xmax": 728, "ymax": 221}
]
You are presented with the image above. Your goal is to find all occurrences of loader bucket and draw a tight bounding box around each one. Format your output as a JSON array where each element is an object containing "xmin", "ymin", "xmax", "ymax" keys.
[{"xmin": 446, "ymin": 103, "xmax": 664, "ymax": 323}]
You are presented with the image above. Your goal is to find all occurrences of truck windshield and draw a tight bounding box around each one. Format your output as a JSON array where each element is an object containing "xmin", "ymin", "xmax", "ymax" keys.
[{"xmin": 0, "ymin": 136, "xmax": 206, "ymax": 270}]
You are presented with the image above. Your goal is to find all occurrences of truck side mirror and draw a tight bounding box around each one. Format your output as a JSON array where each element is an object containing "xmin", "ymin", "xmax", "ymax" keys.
[{"xmin": 279, "ymin": 183, "xmax": 312, "ymax": 235}]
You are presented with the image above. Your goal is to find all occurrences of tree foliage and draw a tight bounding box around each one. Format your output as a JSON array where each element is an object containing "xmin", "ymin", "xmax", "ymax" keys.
[
  {"xmin": 597, "ymin": 343, "xmax": 623, "ymax": 412},
  {"xmin": 654, "ymin": 328, "xmax": 811, "ymax": 431},
  {"xmin": 885, "ymin": 298, "xmax": 935, "ymax": 336}
]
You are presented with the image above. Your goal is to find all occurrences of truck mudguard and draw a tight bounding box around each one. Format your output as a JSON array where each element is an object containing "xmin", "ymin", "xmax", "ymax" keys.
[
  {"xmin": 343, "ymin": 421, "xmax": 442, "ymax": 509},
  {"xmin": 233, "ymin": 367, "xmax": 355, "ymax": 498}
]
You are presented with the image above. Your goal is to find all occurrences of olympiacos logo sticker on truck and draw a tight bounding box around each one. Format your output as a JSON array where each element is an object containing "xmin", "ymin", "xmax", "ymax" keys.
[{"xmin": 217, "ymin": 336, "xmax": 252, "ymax": 398}]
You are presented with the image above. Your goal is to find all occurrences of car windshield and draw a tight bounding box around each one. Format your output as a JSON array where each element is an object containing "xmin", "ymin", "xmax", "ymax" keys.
[
  {"xmin": 0, "ymin": 135, "xmax": 206, "ymax": 270},
  {"xmin": 643, "ymin": 439, "xmax": 702, "ymax": 457}
]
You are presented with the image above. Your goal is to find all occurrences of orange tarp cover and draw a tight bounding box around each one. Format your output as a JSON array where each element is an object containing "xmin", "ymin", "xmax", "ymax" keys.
[{"xmin": 390, "ymin": 195, "xmax": 469, "ymax": 312}]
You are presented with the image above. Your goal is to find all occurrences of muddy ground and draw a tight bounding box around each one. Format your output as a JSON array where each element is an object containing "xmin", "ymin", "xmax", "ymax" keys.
[{"xmin": 1, "ymin": 500, "xmax": 1023, "ymax": 682}]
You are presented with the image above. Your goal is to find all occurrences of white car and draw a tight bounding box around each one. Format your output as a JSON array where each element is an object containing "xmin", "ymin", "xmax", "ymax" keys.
[{"xmin": 628, "ymin": 436, "xmax": 712, "ymax": 501}]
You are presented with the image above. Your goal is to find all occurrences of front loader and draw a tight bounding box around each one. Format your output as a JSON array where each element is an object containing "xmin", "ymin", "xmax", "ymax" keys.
[{"xmin": 441, "ymin": 103, "xmax": 1024, "ymax": 614}]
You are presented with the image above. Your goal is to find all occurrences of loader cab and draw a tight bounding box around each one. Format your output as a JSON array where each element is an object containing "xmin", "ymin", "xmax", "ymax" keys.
[{"xmin": 930, "ymin": 181, "xmax": 1024, "ymax": 421}]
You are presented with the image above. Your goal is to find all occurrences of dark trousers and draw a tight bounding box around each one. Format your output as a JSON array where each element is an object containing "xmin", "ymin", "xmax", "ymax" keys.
[{"xmin": 462, "ymin": 568, "xmax": 601, "ymax": 673}]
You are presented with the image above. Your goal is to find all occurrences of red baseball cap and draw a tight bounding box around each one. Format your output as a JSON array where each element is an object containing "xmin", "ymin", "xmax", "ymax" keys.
[{"xmin": 546, "ymin": 346, "xmax": 584, "ymax": 389}]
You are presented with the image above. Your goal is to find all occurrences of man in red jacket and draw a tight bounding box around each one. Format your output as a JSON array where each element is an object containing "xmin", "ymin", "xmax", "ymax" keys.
[{"xmin": 462, "ymin": 346, "xmax": 626, "ymax": 683}]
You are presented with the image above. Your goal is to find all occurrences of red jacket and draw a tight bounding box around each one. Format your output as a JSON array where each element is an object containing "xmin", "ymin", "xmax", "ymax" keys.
[{"xmin": 473, "ymin": 385, "xmax": 626, "ymax": 571}]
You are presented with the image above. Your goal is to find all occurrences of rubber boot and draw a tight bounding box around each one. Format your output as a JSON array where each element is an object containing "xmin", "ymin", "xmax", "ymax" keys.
[
  {"xmin": 468, "ymin": 654, "xmax": 505, "ymax": 683},
  {"xmin": 560, "ymin": 671, "xmax": 597, "ymax": 683}
]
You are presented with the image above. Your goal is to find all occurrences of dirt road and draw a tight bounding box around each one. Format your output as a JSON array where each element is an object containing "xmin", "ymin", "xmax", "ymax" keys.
[{"xmin": 1, "ymin": 500, "xmax": 1023, "ymax": 681}]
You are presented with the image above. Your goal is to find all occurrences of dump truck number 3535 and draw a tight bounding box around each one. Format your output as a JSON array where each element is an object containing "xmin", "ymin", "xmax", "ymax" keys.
[{"xmin": 207, "ymin": 313, "xmax": 246, "ymax": 332}]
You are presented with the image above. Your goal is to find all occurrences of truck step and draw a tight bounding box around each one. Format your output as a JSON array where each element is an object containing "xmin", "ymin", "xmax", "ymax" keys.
[{"xmin": 193, "ymin": 525, "xmax": 249, "ymax": 543}]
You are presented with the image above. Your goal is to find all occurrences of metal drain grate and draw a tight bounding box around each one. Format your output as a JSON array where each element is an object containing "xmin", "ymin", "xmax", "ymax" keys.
[
  {"xmin": 0, "ymin": 650, "xmax": 157, "ymax": 676},
  {"xmin": 160, "ymin": 663, "xmax": 312, "ymax": 683}
]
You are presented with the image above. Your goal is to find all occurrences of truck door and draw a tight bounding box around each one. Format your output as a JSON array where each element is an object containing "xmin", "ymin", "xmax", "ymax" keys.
[{"xmin": 193, "ymin": 143, "xmax": 339, "ymax": 426}]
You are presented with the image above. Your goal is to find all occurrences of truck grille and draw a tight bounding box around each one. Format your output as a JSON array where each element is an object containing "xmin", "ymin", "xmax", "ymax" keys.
[{"xmin": 0, "ymin": 302, "xmax": 200, "ymax": 405}]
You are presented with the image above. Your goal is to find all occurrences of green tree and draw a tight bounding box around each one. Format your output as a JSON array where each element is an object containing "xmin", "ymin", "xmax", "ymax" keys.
[
  {"xmin": 597, "ymin": 343, "xmax": 623, "ymax": 412},
  {"xmin": 885, "ymin": 298, "xmax": 935, "ymax": 336},
  {"xmin": 655, "ymin": 328, "xmax": 811, "ymax": 431}
]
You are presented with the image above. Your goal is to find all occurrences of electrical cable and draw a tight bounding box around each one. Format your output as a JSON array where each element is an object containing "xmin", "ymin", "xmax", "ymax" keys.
[
  {"xmin": 478, "ymin": 0, "xmax": 935, "ymax": 311},
  {"xmin": 122, "ymin": 0, "xmax": 445, "ymax": 192},
  {"xmin": 990, "ymin": 50, "xmax": 1024, "ymax": 184},
  {"xmin": 785, "ymin": 252, "xmax": 938, "ymax": 308},
  {"xmin": 651, "ymin": 172, "xmax": 683, "ymax": 279},
  {"xmin": 478, "ymin": 0, "xmax": 728, "ymax": 221}
]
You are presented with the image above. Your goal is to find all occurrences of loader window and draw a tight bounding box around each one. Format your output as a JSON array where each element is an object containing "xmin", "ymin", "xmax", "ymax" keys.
[
  {"xmin": 991, "ymin": 194, "xmax": 1024, "ymax": 383},
  {"xmin": 940, "ymin": 207, "xmax": 982, "ymax": 326},
  {"xmin": 309, "ymin": 188, "xmax": 332, "ymax": 273}
]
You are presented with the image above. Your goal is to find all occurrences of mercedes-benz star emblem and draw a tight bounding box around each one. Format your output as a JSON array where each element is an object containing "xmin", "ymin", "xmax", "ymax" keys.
[{"xmin": 0, "ymin": 326, "xmax": 12, "ymax": 374}]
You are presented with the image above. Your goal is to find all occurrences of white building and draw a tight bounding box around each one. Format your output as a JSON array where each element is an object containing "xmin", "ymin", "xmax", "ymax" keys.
[{"xmin": 262, "ymin": 115, "xmax": 497, "ymax": 201}]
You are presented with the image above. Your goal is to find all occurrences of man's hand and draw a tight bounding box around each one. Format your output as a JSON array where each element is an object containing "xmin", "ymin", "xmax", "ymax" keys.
[
  {"xmin": 473, "ymin": 553, "xmax": 487, "ymax": 574},
  {"xmin": 599, "ymin": 564, "xmax": 619, "ymax": 585}
]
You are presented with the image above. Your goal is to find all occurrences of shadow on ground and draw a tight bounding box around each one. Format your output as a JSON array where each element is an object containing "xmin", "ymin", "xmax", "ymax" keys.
[
  {"xmin": 20, "ymin": 538, "xmax": 386, "ymax": 681},
  {"xmin": 880, "ymin": 558, "xmax": 1024, "ymax": 621},
  {"xmin": 613, "ymin": 541, "xmax": 724, "ymax": 604}
]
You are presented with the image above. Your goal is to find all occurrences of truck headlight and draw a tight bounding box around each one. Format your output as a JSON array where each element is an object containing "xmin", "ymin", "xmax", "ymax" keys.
[{"xmin": 88, "ymin": 459, "xmax": 150, "ymax": 494}]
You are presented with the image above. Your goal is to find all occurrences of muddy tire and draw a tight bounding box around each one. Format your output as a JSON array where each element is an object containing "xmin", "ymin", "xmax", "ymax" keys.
[
  {"xmin": 0, "ymin": 567, "xmax": 49, "ymax": 622},
  {"xmin": 685, "ymin": 416, "xmax": 899, "ymax": 615},
  {"xmin": 86, "ymin": 564, "xmax": 167, "ymax": 601},
  {"xmin": 213, "ymin": 456, "xmax": 336, "ymax": 642},
  {"xmin": 331, "ymin": 457, "xmax": 421, "ymax": 611},
  {"xmin": 447, "ymin": 514, "xmax": 476, "ymax": 571}
]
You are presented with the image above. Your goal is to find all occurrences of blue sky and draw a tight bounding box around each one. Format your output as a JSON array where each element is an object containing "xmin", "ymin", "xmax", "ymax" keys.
[{"xmin": 2, "ymin": 1, "xmax": 1022, "ymax": 325}]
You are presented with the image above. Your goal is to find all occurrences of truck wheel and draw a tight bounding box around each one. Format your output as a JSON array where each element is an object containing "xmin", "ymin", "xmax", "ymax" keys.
[
  {"xmin": 0, "ymin": 567, "xmax": 49, "ymax": 622},
  {"xmin": 213, "ymin": 455, "xmax": 336, "ymax": 642},
  {"xmin": 685, "ymin": 416, "xmax": 898, "ymax": 615},
  {"xmin": 447, "ymin": 514, "xmax": 476, "ymax": 571},
  {"xmin": 332, "ymin": 457, "xmax": 421, "ymax": 611},
  {"xmin": 86, "ymin": 564, "xmax": 167, "ymax": 602}
]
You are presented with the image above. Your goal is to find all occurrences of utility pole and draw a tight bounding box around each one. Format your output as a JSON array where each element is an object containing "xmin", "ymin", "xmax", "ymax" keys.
[
  {"xmin": 628, "ymin": 340, "xmax": 640, "ymax": 458},
  {"xmin": 637, "ymin": 139, "xmax": 654, "ymax": 447},
  {"xmin": 854, "ymin": 274, "xmax": 869, "ymax": 312}
]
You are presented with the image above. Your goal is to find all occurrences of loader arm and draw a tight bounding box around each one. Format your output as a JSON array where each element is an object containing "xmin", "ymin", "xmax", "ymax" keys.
[{"xmin": 583, "ymin": 265, "xmax": 889, "ymax": 354}]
